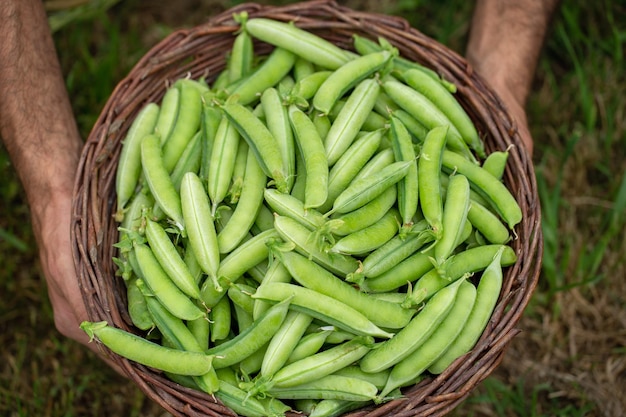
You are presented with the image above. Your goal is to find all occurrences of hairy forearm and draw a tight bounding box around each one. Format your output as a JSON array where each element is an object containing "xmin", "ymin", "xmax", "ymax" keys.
[
  {"xmin": 0, "ymin": 0, "xmax": 83, "ymax": 211},
  {"xmin": 466, "ymin": 0, "xmax": 560, "ymax": 106},
  {"xmin": 0, "ymin": 1, "xmax": 100, "ymax": 352}
]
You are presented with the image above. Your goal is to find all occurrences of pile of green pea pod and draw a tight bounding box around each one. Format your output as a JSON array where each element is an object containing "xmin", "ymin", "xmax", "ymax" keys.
[{"xmin": 80, "ymin": 13, "xmax": 523, "ymax": 417}]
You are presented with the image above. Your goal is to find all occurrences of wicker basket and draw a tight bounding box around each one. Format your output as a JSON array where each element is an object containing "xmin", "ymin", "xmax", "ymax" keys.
[{"xmin": 71, "ymin": 1, "xmax": 543, "ymax": 415}]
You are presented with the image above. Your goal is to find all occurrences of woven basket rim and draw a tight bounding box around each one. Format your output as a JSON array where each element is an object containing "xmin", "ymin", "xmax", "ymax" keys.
[{"xmin": 71, "ymin": 1, "xmax": 543, "ymax": 416}]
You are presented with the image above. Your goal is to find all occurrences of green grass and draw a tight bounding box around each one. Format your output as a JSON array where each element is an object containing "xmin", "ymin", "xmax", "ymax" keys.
[
  {"xmin": 1, "ymin": 0, "xmax": 624, "ymax": 416},
  {"xmin": 464, "ymin": 378, "xmax": 596, "ymax": 417},
  {"xmin": 534, "ymin": 0, "xmax": 626, "ymax": 299}
]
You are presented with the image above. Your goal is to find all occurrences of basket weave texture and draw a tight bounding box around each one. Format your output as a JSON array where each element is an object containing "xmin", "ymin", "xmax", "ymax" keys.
[{"xmin": 71, "ymin": 1, "xmax": 543, "ymax": 416}]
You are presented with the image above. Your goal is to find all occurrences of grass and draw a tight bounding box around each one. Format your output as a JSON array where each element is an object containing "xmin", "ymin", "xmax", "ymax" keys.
[{"xmin": 1, "ymin": 0, "xmax": 625, "ymax": 416}]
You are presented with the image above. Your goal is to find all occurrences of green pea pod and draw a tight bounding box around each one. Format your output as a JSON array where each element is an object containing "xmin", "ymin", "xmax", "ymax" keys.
[
  {"xmin": 383, "ymin": 79, "xmax": 476, "ymax": 163},
  {"xmin": 333, "ymin": 365, "xmax": 391, "ymax": 391},
  {"xmin": 229, "ymin": 46, "xmax": 296, "ymax": 106},
  {"xmin": 125, "ymin": 277, "xmax": 153, "ymax": 331},
  {"xmin": 313, "ymin": 50, "xmax": 393, "ymax": 114},
  {"xmin": 140, "ymin": 134, "xmax": 184, "ymax": 231},
  {"xmin": 221, "ymin": 101, "xmax": 288, "ymax": 192},
  {"xmin": 80, "ymin": 321, "xmax": 214, "ymax": 376},
  {"xmin": 287, "ymin": 329, "xmax": 333, "ymax": 364},
  {"xmin": 266, "ymin": 375, "xmax": 378, "ymax": 402},
  {"xmin": 180, "ymin": 172, "xmax": 221, "ymax": 291},
  {"xmin": 262, "ymin": 87, "xmax": 296, "ymax": 192},
  {"xmin": 352, "ymin": 34, "xmax": 457, "ymax": 93},
  {"xmin": 268, "ymin": 336, "xmax": 374, "ymax": 389},
  {"xmin": 216, "ymin": 147, "xmax": 267, "ymax": 253},
  {"xmin": 162, "ymin": 80, "xmax": 202, "ymax": 173},
  {"xmin": 393, "ymin": 109, "xmax": 429, "ymax": 143},
  {"xmin": 170, "ymin": 130, "xmax": 202, "ymax": 193},
  {"xmin": 207, "ymin": 296, "xmax": 292, "ymax": 368},
  {"xmin": 252, "ymin": 261, "xmax": 292, "ymax": 321},
  {"xmin": 116, "ymin": 102, "xmax": 160, "ymax": 214},
  {"xmin": 155, "ymin": 86, "xmax": 180, "ymax": 145},
  {"xmin": 293, "ymin": 56, "xmax": 316, "ymax": 81},
  {"xmin": 140, "ymin": 281, "xmax": 217, "ymax": 394},
  {"xmin": 390, "ymin": 116, "xmax": 419, "ymax": 231},
  {"xmin": 198, "ymin": 102, "xmax": 221, "ymax": 183},
  {"xmin": 402, "ymin": 68, "xmax": 484, "ymax": 158},
  {"xmin": 380, "ymin": 280, "xmax": 477, "ymax": 397},
  {"xmin": 261, "ymin": 311, "xmax": 314, "ymax": 378},
  {"xmin": 244, "ymin": 18, "xmax": 352, "ymax": 70},
  {"xmin": 405, "ymin": 244, "xmax": 516, "ymax": 307},
  {"xmin": 482, "ymin": 149, "xmax": 510, "ymax": 180},
  {"xmin": 467, "ymin": 199, "xmax": 511, "ymax": 244},
  {"xmin": 214, "ymin": 379, "xmax": 272, "ymax": 417},
  {"xmin": 227, "ymin": 25, "xmax": 254, "ymax": 84},
  {"xmin": 324, "ymin": 78, "xmax": 381, "ymax": 166},
  {"xmin": 201, "ymin": 228, "xmax": 279, "ymax": 307},
  {"xmin": 309, "ymin": 398, "xmax": 369, "ymax": 417},
  {"xmin": 330, "ymin": 208, "xmax": 400, "ymax": 256},
  {"xmin": 209, "ymin": 295, "xmax": 232, "ymax": 342},
  {"xmin": 360, "ymin": 246, "xmax": 435, "ymax": 294},
  {"xmin": 328, "ymin": 160, "xmax": 412, "ymax": 216},
  {"xmin": 292, "ymin": 70, "xmax": 332, "ymax": 100},
  {"xmin": 351, "ymin": 147, "xmax": 395, "ymax": 183},
  {"xmin": 133, "ymin": 242, "xmax": 205, "ymax": 321},
  {"xmin": 441, "ymin": 150, "xmax": 522, "ymax": 229},
  {"xmin": 359, "ymin": 279, "xmax": 463, "ymax": 373},
  {"xmin": 264, "ymin": 188, "xmax": 327, "ymax": 231},
  {"xmin": 321, "ymin": 129, "xmax": 384, "ymax": 214},
  {"xmin": 274, "ymin": 249, "xmax": 413, "ymax": 330},
  {"xmin": 434, "ymin": 173, "xmax": 471, "ymax": 266},
  {"xmin": 418, "ymin": 125, "xmax": 448, "ymax": 239},
  {"xmin": 273, "ymin": 214, "xmax": 359, "ymax": 277},
  {"xmin": 428, "ymin": 246, "xmax": 505, "ymax": 374},
  {"xmin": 356, "ymin": 219, "xmax": 432, "ymax": 279},
  {"xmin": 288, "ymin": 105, "xmax": 329, "ymax": 209},
  {"xmin": 144, "ymin": 218, "xmax": 201, "ymax": 300},
  {"xmin": 207, "ymin": 116, "xmax": 240, "ymax": 212},
  {"xmin": 329, "ymin": 184, "xmax": 397, "ymax": 236},
  {"xmin": 252, "ymin": 283, "xmax": 394, "ymax": 339}
]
